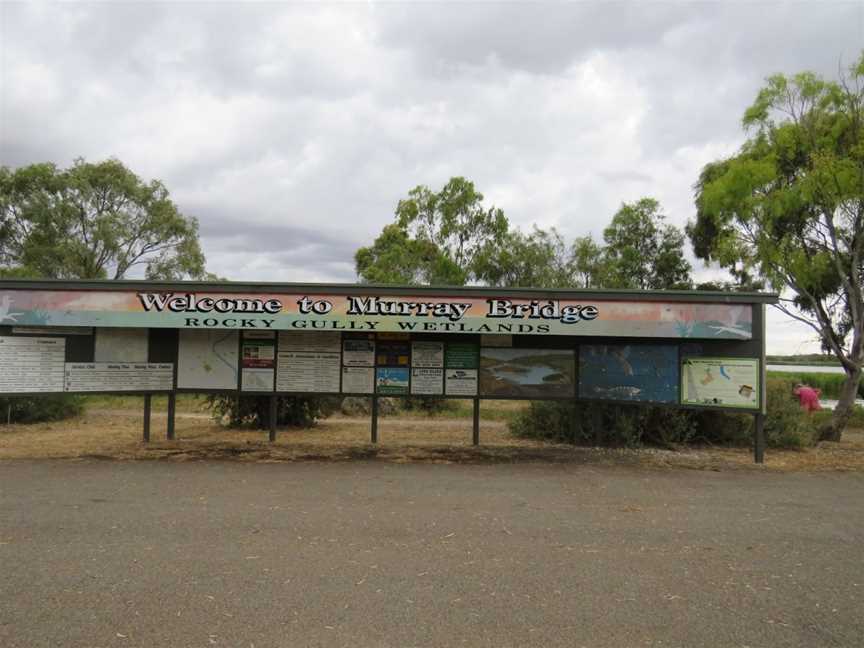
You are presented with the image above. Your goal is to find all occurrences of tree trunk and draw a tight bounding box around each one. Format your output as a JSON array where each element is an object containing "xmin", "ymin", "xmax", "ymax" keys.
[{"xmin": 818, "ymin": 368, "xmax": 862, "ymax": 442}]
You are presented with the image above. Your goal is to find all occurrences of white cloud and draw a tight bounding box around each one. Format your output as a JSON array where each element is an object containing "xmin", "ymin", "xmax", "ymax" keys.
[{"xmin": 1, "ymin": 1, "xmax": 857, "ymax": 353}]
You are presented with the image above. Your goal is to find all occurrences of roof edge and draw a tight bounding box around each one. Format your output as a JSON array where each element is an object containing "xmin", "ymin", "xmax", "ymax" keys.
[{"xmin": 0, "ymin": 278, "xmax": 780, "ymax": 304}]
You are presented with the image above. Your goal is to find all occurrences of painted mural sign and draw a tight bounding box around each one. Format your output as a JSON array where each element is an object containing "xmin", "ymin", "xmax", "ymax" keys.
[
  {"xmin": 479, "ymin": 348, "xmax": 575, "ymax": 398},
  {"xmin": 0, "ymin": 288, "xmax": 753, "ymax": 339},
  {"xmin": 578, "ymin": 344, "xmax": 679, "ymax": 404}
]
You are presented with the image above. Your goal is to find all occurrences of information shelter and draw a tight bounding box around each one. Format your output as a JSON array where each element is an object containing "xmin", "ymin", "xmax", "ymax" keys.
[{"xmin": 0, "ymin": 280, "xmax": 777, "ymax": 462}]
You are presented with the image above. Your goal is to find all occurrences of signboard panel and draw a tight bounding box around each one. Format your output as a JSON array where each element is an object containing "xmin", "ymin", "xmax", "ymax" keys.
[
  {"xmin": 376, "ymin": 341, "xmax": 410, "ymax": 367},
  {"xmin": 276, "ymin": 352, "xmax": 340, "ymax": 392},
  {"xmin": 411, "ymin": 342, "xmax": 444, "ymax": 368},
  {"xmin": 376, "ymin": 367, "xmax": 409, "ymax": 395},
  {"xmin": 0, "ymin": 288, "xmax": 755, "ymax": 339},
  {"xmin": 479, "ymin": 348, "xmax": 575, "ymax": 398},
  {"xmin": 445, "ymin": 369, "xmax": 478, "ymax": 396},
  {"xmin": 177, "ymin": 330, "xmax": 239, "ymax": 390},
  {"xmin": 411, "ymin": 368, "xmax": 443, "ymax": 395},
  {"xmin": 64, "ymin": 363, "xmax": 173, "ymax": 392},
  {"xmin": 579, "ymin": 344, "xmax": 678, "ymax": 403},
  {"xmin": 342, "ymin": 366, "xmax": 374, "ymax": 393},
  {"xmin": 446, "ymin": 343, "xmax": 479, "ymax": 369},
  {"xmin": 0, "ymin": 336, "xmax": 65, "ymax": 393},
  {"xmin": 94, "ymin": 328, "xmax": 148, "ymax": 362},
  {"xmin": 278, "ymin": 330, "xmax": 340, "ymax": 353},
  {"xmin": 343, "ymin": 339, "xmax": 375, "ymax": 366},
  {"xmin": 681, "ymin": 357, "xmax": 760, "ymax": 409},
  {"xmin": 241, "ymin": 338, "xmax": 275, "ymax": 392}
]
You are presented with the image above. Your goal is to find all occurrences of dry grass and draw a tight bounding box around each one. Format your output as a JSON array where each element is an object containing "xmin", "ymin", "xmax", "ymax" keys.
[{"xmin": 1, "ymin": 410, "xmax": 863, "ymax": 472}]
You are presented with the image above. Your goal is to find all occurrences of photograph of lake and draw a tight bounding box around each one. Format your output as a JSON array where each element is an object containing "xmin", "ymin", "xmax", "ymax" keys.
[
  {"xmin": 479, "ymin": 348, "xmax": 575, "ymax": 398},
  {"xmin": 578, "ymin": 344, "xmax": 679, "ymax": 403}
]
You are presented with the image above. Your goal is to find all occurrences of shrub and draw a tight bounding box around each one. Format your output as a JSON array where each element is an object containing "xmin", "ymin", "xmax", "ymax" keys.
[
  {"xmin": 0, "ymin": 395, "xmax": 84, "ymax": 424},
  {"xmin": 509, "ymin": 401, "xmax": 697, "ymax": 448},
  {"xmin": 764, "ymin": 377, "xmax": 816, "ymax": 448},
  {"xmin": 205, "ymin": 394, "xmax": 339, "ymax": 429},
  {"xmin": 509, "ymin": 378, "xmax": 819, "ymax": 450}
]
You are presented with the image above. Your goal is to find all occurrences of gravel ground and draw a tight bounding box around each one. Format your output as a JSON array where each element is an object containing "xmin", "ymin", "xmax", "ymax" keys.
[{"xmin": 1, "ymin": 460, "xmax": 862, "ymax": 647}]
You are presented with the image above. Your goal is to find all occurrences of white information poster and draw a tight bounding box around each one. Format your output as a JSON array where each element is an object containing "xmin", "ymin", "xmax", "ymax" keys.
[
  {"xmin": 242, "ymin": 368, "xmax": 275, "ymax": 392},
  {"xmin": 411, "ymin": 342, "xmax": 444, "ymax": 368},
  {"xmin": 445, "ymin": 369, "xmax": 478, "ymax": 396},
  {"xmin": 0, "ymin": 336, "xmax": 66, "ymax": 393},
  {"xmin": 341, "ymin": 366, "xmax": 374, "ymax": 394},
  {"xmin": 681, "ymin": 357, "xmax": 760, "ymax": 409},
  {"xmin": 65, "ymin": 363, "xmax": 173, "ymax": 392},
  {"xmin": 411, "ymin": 368, "xmax": 444, "ymax": 395},
  {"xmin": 279, "ymin": 331, "xmax": 340, "ymax": 353},
  {"xmin": 276, "ymin": 351, "xmax": 341, "ymax": 392},
  {"xmin": 342, "ymin": 339, "xmax": 375, "ymax": 367},
  {"xmin": 177, "ymin": 330, "xmax": 239, "ymax": 390},
  {"xmin": 94, "ymin": 328, "xmax": 149, "ymax": 362}
]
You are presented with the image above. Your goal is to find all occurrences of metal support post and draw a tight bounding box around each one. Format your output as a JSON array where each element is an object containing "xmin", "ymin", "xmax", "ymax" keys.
[
  {"xmin": 754, "ymin": 412, "xmax": 765, "ymax": 464},
  {"xmin": 143, "ymin": 394, "xmax": 151, "ymax": 443},
  {"xmin": 472, "ymin": 398, "xmax": 480, "ymax": 446},
  {"xmin": 269, "ymin": 395, "xmax": 277, "ymax": 443},
  {"xmin": 167, "ymin": 392, "xmax": 176, "ymax": 440},
  {"xmin": 371, "ymin": 396, "xmax": 379, "ymax": 444}
]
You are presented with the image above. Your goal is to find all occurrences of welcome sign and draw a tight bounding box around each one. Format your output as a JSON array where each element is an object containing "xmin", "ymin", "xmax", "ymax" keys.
[{"xmin": 0, "ymin": 288, "xmax": 754, "ymax": 339}]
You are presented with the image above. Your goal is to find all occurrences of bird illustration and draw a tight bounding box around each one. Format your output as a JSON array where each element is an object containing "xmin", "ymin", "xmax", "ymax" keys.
[
  {"xmin": 0, "ymin": 295, "xmax": 23, "ymax": 323},
  {"xmin": 708, "ymin": 305, "xmax": 751, "ymax": 338}
]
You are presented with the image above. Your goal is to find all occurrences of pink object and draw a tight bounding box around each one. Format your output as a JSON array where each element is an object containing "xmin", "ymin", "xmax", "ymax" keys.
[{"xmin": 793, "ymin": 386, "xmax": 822, "ymax": 412}]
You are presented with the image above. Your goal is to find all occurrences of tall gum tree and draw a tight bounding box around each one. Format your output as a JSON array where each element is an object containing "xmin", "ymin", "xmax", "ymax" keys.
[
  {"xmin": 689, "ymin": 58, "xmax": 864, "ymax": 441},
  {"xmin": 0, "ymin": 158, "xmax": 207, "ymax": 280}
]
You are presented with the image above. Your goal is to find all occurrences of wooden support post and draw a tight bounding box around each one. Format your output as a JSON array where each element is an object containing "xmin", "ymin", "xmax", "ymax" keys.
[
  {"xmin": 143, "ymin": 394, "xmax": 151, "ymax": 443},
  {"xmin": 167, "ymin": 392, "xmax": 176, "ymax": 440},
  {"xmin": 754, "ymin": 412, "xmax": 765, "ymax": 464},
  {"xmin": 269, "ymin": 395, "xmax": 277, "ymax": 443},
  {"xmin": 371, "ymin": 396, "xmax": 379, "ymax": 444},
  {"xmin": 472, "ymin": 398, "xmax": 480, "ymax": 446}
]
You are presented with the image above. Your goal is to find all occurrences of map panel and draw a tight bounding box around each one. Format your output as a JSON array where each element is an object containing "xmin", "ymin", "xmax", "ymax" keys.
[
  {"xmin": 681, "ymin": 357, "xmax": 760, "ymax": 409},
  {"xmin": 177, "ymin": 330, "xmax": 239, "ymax": 390},
  {"xmin": 94, "ymin": 328, "xmax": 148, "ymax": 362}
]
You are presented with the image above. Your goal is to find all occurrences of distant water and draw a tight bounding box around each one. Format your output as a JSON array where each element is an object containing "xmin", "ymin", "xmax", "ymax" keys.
[
  {"xmin": 768, "ymin": 364, "xmax": 845, "ymax": 374},
  {"xmin": 820, "ymin": 399, "xmax": 864, "ymax": 410}
]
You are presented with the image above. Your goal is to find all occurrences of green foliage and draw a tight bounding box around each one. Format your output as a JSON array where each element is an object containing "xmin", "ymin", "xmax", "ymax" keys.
[
  {"xmin": 0, "ymin": 158, "xmax": 207, "ymax": 279},
  {"xmin": 509, "ymin": 401, "xmax": 698, "ymax": 448},
  {"xmin": 509, "ymin": 376, "xmax": 822, "ymax": 450},
  {"xmin": 762, "ymin": 378, "xmax": 816, "ymax": 448},
  {"xmin": 602, "ymin": 198, "xmax": 692, "ymax": 290},
  {"xmin": 767, "ymin": 371, "xmax": 864, "ymax": 400},
  {"xmin": 0, "ymin": 395, "xmax": 84, "ymax": 424},
  {"xmin": 205, "ymin": 394, "xmax": 339, "ymax": 429},
  {"xmin": 355, "ymin": 177, "xmax": 508, "ymax": 286},
  {"xmin": 688, "ymin": 55, "xmax": 864, "ymax": 439}
]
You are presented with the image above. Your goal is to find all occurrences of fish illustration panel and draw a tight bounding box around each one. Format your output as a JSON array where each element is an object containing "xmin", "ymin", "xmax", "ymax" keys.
[{"xmin": 578, "ymin": 344, "xmax": 679, "ymax": 403}]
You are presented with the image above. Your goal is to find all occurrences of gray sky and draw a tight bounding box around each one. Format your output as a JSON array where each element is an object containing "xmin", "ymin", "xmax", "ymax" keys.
[{"xmin": 2, "ymin": 1, "xmax": 862, "ymax": 354}]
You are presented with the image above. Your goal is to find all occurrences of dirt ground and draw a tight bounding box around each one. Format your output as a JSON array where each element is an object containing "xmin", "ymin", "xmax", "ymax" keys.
[{"xmin": 2, "ymin": 406, "xmax": 864, "ymax": 471}]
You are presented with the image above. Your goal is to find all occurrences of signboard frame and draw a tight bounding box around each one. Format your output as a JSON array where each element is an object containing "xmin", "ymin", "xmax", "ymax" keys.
[{"xmin": 0, "ymin": 280, "xmax": 775, "ymax": 462}]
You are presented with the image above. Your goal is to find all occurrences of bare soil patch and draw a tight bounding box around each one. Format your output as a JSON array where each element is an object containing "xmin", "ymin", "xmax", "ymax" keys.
[{"xmin": 1, "ymin": 410, "xmax": 863, "ymax": 472}]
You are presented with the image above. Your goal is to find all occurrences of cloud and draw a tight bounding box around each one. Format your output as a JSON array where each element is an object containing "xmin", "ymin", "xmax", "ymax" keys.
[{"xmin": 2, "ymin": 1, "xmax": 860, "ymax": 352}]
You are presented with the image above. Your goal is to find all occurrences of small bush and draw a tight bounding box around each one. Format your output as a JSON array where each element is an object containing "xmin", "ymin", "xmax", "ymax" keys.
[
  {"xmin": 205, "ymin": 394, "xmax": 338, "ymax": 429},
  {"xmin": 763, "ymin": 377, "xmax": 814, "ymax": 448},
  {"xmin": 0, "ymin": 395, "xmax": 84, "ymax": 424},
  {"xmin": 509, "ymin": 378, "xmax": 819, "ymax": 450},
  {"xmin": 509, "ymin": 401, "xmax": 697, "ymax": 448}
]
